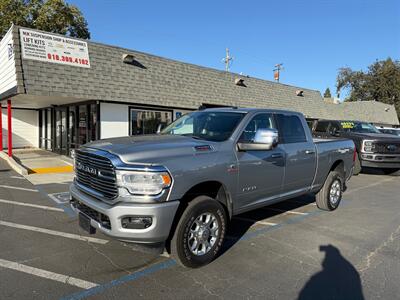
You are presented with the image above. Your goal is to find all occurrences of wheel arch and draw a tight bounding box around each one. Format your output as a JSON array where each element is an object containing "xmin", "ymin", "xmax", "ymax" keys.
[{"xmin": 165, "ymin": 180, "xmax": 232, "ymax": 253}]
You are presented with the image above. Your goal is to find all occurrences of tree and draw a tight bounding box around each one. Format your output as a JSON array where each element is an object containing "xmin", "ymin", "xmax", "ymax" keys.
[
  {"xmin": 336, "ymin": 58, "xmax": 400, "ymax": 118},
  {"xmin": 0, "ymin": 0, "xmax": 90, "ymax": 39},
  {"xmin": 323, "ymin": 88, "xmax": 332, "ymax": 98}
]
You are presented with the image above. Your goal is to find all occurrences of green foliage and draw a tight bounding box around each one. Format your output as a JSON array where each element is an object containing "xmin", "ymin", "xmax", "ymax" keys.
[
  {"xmin": 0, "ymin": 0, "xmax": 90, "ymax": 39},
  {"xmin": 323, "ymin": 88, "xmax": 332, "ymax": 98},
  {"xmin": 336, "ymin": 58, "xmax": 400, "ymax": 118}
]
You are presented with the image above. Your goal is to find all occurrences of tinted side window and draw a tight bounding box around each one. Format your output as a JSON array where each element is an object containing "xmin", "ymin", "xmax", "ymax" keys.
[
  {"xmin": 276, "ymin": 114, "xmax": 307, "ymax": 143},
  {"xmin": 315, "ymin": 121, "xmax": 330, "ymax": 133},
  {"xmin": 239, "ymin": 113, "xmax": 276, "ymax": 142}
]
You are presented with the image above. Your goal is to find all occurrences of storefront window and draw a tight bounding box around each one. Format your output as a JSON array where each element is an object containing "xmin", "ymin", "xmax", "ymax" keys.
[
  {"xmin": 130, "ymin": 108, "xmax": 172, "ymax": 135},
  {"xmin": 89, "ymin": 103, "xmax": 98, "ymax": 142},
  {"xmin": 78, "ymin": 105, "xmax": 87, "ymax": 145}
]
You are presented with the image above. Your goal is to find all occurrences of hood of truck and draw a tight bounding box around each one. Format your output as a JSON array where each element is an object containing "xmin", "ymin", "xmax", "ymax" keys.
[
  {"xmin": 346, "ymin": 132, "xmax": 400, "ymax": 142},
  {"xmin": 82, "ymin": 134, "xmax": 218, "ymax": 164}
]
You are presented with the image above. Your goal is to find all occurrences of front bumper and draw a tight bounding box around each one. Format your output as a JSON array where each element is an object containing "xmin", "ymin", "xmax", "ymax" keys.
[
  {"xmin": 70, "ymin": 183, "xmax": 180, "ymax": 244},
  {"xmin": 360, "ymin": 153, "xmax": 400, "ymax": 169}
]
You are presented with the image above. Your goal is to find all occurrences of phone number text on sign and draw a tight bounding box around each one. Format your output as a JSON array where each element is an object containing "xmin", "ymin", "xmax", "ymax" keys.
[
  {"xmin": 47, "ymin": 53, "xmax": 89, "ymax": 66},
  {"xmin": 20, "ymin": 28, "xmax": 90, "ymax": 68}
]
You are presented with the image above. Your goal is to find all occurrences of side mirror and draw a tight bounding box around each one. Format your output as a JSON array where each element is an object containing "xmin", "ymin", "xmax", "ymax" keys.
[{"xmin": 237, "ymin": 128, "xmax": 279, "ymax": 151}]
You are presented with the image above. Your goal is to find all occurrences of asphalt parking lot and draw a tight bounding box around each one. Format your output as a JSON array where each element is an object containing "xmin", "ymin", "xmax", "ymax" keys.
[{"xmin": 0, "ymin": 158, "xmax": 399, "ymax": 300}]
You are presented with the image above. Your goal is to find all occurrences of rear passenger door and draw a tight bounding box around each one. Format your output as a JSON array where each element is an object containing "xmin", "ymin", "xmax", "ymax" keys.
[{"xmin": 276, "ymin": 113, "xmax": 317, "ymax": 194}]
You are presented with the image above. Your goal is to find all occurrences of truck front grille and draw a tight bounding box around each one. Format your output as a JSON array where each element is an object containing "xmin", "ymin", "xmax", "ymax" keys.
[
  {"xmin": 373, "ymin": 142, "xmax": 400, "ymax": 154},
  {"xmin": 75, "ymin": 150, "xmax": 118, "ymax": 200}
]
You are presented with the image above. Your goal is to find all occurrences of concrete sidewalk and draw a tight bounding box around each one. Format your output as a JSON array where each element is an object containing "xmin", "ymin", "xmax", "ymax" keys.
[{"xmin": 12, "ymin": 149, "xmax": 73, "ymax": 174}]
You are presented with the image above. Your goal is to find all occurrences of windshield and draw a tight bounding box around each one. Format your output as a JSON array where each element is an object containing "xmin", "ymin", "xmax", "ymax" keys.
[
  {"xmin": 161, "ymin": 111, "xmax": 245, "ymax": 141},
  {"xmin": 341, "ymin": 121, "xmax": 381, "ymax": 134}
]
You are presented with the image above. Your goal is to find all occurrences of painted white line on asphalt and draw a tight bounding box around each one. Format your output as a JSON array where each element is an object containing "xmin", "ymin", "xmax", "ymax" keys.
[
  {"xmin": 0, "ymin": 220, "xmax": 108, "ymax": 245},
  {"xmin": 348, "ymin": 177, "xmax": 397, "ymax": 194},
  {"xmin": 263, "ymin": 207, "xmax": 309, "ymax": 215},
  {"xmin": 10, "ymin": 176, "xmax": 25, "ymax": 179},
  {"xmin": 0, "ymin": 258, "xmax": 98, "ymax": 289},
  {"xmin": 0, "ymin": 185, "xmax": 38, "ymax": 192},
  {"xmin": 0, "ymin": 199, "xmax": 63, "ymax": 212},
  {"xmin": 233, "ymin": 217, "xmax": 277, "ymax": 226}
]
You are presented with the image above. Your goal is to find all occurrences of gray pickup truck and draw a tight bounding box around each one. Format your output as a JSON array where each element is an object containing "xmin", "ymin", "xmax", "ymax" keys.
[{"xmin": 70, "ymin": 108, "xmax": 355, "ymax": 267}]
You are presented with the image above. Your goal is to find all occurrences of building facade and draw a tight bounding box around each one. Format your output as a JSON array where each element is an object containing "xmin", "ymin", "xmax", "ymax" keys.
[{"xmin": 1, "ymin": 26, "xmax": 399, "ymax": 156}]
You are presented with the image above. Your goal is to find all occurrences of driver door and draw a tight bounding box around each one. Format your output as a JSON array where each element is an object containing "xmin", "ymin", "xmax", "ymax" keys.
[{"xmin": 236, "ymin": 113, "xmax": 285, "ymax": 210}]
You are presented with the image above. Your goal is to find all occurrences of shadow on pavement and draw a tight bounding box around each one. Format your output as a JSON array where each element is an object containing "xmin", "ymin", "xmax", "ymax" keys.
[
  {"xmin": 218, "ymin": 193, "xmax": 316, "ymax": 257},
  {"xmin": 298, "ymin": 244, "xmax": 364, "ymax": 300},
  {"xmin": 361, "ymin": 167, "xmax": 400, "ymax": 176}
]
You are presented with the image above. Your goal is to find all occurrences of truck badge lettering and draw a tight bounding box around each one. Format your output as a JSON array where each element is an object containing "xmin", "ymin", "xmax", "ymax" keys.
[{"xmin": 76, "ymin": 162, "xmax": 97, "ymax": 175}]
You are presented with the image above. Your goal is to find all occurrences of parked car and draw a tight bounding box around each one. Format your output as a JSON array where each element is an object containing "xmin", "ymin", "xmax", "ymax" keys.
[
  {"xmin": 312, "ymin": 120, "xmax": 400, "ymax": 174},
  {"xmin": 377, "ymin": 127, "xmax": 400, "ymax": 137},
  {"xmin": 70, "ymin": 108, "xmax": 355, "ymax": 268}
]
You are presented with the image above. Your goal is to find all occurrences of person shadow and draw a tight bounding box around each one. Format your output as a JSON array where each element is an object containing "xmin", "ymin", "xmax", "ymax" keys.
[{"xmin": 298, "ymin": 245, "xmax": 364, "ymax": 300}]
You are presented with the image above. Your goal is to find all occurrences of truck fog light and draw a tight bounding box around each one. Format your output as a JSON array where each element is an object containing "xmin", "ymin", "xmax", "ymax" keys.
[{"xmin": 121, "ymin": 216, "xmax": 152, "ymax": 229}]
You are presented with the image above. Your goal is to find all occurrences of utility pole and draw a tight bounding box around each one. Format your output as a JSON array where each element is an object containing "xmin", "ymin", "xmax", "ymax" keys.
[
  {"xmin": 222, "ymin": 48, "xmax": 233, "ymax": 72},
  {"xmin": 273, "ymin": 63, "xmax": 284, "ymax": 82}
]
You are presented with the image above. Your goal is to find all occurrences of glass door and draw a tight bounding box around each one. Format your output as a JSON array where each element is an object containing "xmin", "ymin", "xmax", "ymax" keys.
[{"xmin": 55, "ymin": 107, "xmax": 68, "ymax": 155}]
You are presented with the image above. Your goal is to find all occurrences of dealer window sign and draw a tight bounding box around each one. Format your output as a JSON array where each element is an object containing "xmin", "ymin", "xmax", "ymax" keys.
[{"xmin": 20, "ymin": 28, "xmax": 90, "ymax": 68}]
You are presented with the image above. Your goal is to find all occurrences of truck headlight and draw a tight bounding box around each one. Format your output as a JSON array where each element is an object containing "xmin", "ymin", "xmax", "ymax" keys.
[
  {"xmin": 362, "ymin": 140, "xmax": 374, "ymax": 153},
  {"xmin": 116, "ymin": 170, "xmax": 172, "ymax": 196}
]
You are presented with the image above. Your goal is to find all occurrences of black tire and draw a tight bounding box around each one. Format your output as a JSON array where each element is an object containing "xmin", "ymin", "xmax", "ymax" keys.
[
  {"xmin": 170, "ymin": 196, "xmax": 227, "ymax": 268},
  {"xmin": 353, "ymin": 153, "xmax": 361, "ymax": 175},
  {"xmin": 316, "ymin": 171, "xmax": 344, "ymax": 211}
]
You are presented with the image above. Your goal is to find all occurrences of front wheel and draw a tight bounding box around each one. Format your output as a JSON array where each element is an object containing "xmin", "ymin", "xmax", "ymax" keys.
[
  {"xmin": 316, "ymin": 171, "xmax": 344, "ymax": 211},
  {"xmin": 170, "ymin": 196, "xmax": 227, "ymax": 268}
]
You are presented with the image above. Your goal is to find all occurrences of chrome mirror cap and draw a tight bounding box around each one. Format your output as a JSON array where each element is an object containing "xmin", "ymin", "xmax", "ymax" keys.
[{"xmin": 237, "ymin": 128, "xmax": 279, "ymax": 151}]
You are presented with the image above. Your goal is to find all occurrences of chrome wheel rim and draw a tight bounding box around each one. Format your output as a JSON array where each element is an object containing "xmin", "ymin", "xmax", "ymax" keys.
[
  {"xmin": 188, "ymin": 213, "xmax": 219, "ymax": 256},
  {"xmin": 329, "ymin": 179, "xmax": 342, "ymax": 206}
]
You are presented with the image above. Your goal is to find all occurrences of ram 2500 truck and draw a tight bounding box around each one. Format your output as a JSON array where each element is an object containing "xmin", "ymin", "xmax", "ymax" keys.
[
  {"xmin": 313, "ymin": 120, "xmax": 400, "ymax": 174},
  {"xmin": 70, "ymin": 108, "xmax": 355, "ymax": 268}
]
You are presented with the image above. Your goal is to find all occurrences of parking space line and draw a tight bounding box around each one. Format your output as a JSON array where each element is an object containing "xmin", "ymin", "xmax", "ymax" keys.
[
  {"xmin": 0, "ymin": 199, "xmax": 64, "ymax": 212},
  {"xmin": 233, "ymin": 217, "xmax": 277, "ymax": 226},
  {"xmin": 60, "ymin": 259, "xmax": 176, "ymax": 300},
  {"xmin": 0, "ymin": 258, "xmax": 98, "ymax": 289},
  {"xmin": 0, "ymin": 185, "xmax": 39, "ymax": 192},
  {"xmin": 263, "ymin": 207, "xmax": 309, "ymax": 215},
  {"xmin": 10, "ymin": 176, "xmax": 25, "ymax": 179},
  {"xmin": 0, "ymin": 220, "xmax": 108, "ymax": 244}
]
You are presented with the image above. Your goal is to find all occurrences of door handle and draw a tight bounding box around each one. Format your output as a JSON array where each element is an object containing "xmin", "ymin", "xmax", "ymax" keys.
[
  {"xmin": 271, "ymin": 153, "xmax": 283, "ymax": 159},
  {"xmin": 305, "ymin": 150, "xmax": 315, "ymax": 154}
]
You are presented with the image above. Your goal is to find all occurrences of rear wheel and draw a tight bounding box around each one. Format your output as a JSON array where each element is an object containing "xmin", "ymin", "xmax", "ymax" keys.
[
  {"xmin": 316, "ymin": 171, "xmax": 344, "ymax": 211},
  {"xmin": 170, "ymin": 196, "xmax": 227, "ymax": 268}
]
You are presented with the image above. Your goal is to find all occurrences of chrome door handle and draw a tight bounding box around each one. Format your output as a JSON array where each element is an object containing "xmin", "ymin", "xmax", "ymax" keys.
[
  {"xmin": 338, "ymin": 148, "xmax": 350, "ymax": 154},
  {"xmin": 271, "ymin": 153, "xmax": 283, "ymax": 159},
  {"xmin": 305, "ymin": 150, "xmax": 315, "ymax": 154}
]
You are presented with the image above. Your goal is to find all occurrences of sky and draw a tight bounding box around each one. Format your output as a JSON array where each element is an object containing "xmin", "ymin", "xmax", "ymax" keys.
[{"xmin": 68, "ymin": 0, "xmax": 400, "ymax": 99}]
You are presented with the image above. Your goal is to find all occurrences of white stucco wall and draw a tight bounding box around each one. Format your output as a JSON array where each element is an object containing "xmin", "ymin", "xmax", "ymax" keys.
[
  {"xmin": 1, "ymin": 108, "xmax": 38, "ymax": 149},
  {"xmin": 0, "ymin": 26, "xmax": 17, "ymax": 95},
  {"xmin": 100, "ymin": 103, "xmax": 129, "ymax": 139}
]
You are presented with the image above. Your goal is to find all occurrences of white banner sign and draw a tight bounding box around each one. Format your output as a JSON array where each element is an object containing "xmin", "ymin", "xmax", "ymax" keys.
[{"xmin": 20, "ymin": 28, "xmax": 90, "ymax": 68}]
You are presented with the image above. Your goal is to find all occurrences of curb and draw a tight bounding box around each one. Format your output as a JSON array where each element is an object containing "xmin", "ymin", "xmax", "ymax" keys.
[{"xmin": 0, "ymin": 151, "xmax": 29, "ymax": 176}]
